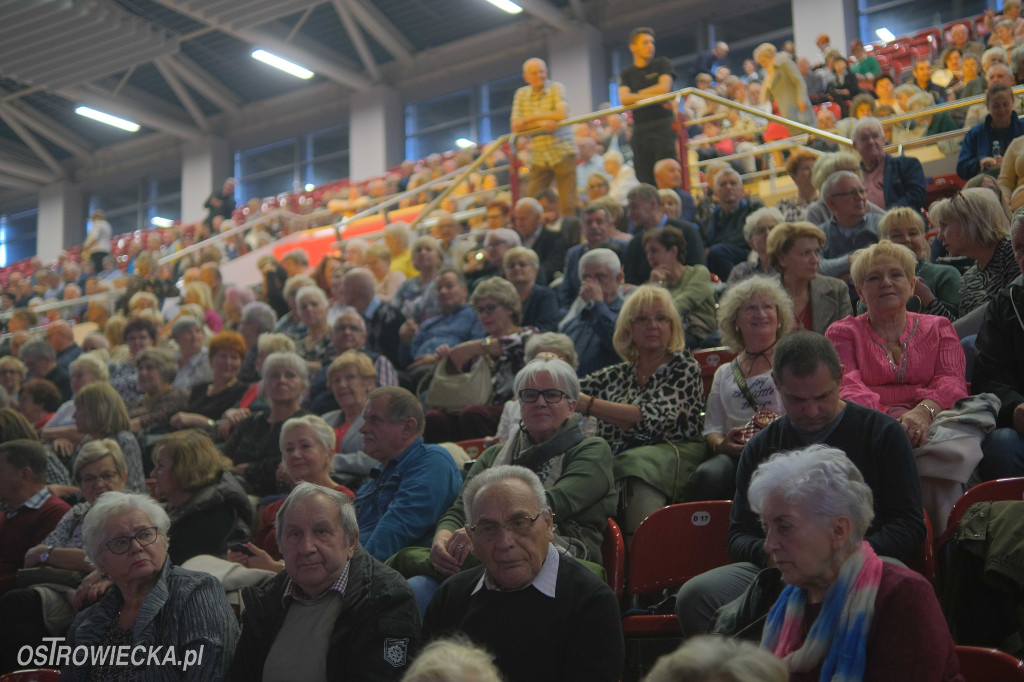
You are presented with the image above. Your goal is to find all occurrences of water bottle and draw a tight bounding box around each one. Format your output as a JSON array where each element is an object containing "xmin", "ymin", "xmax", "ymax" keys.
[{"xmin": 993, "ymin": 140, "xmax": 1003, "ymax": 158}]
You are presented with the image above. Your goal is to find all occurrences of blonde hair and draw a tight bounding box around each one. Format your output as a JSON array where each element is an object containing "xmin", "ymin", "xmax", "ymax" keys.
[
  {"xmin": 183, "ymin": 281, "xmax": 214, "ymax": 311},
  {"xmin": 766, "ymin": 222, "xmax": 827, "ymax": 271},
  {"xmin": 717, "ymin": 276, "xmax": 795, "ymax": 352},
  {"xmin": 811, "ymin": 151, "xmax": 863, "ymax": 190},
  {"xmin": 326, "ymin": 350, "xmax": 377, "ymax": 383},
  {"xmin": 878, "ymin": 208, "xmax": 928, "ymax": 258},
  {"xmin": 929, "ymin": 187, "xmax": 1009, "ymax": 248},
  {"xmin": 849, "ymin": 240, "xmax": 918, "ymax": 290},
  {"xmin": 613, "ymin": 285, "xmax": 686, "ymax": 364},
  {"xmin": 152, "ymin": 430, "xmax": 232, "ymax": 492}
]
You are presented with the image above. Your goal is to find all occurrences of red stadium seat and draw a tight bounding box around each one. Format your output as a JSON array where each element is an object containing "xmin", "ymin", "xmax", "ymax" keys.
[
  {"xmin": 890, "ymin": 52, "xmax": 916, "ymax": 74},
  {"xmin": 904, "ymin": 509, "xmax": 935, "ymax": 586},
  {"xmin": 926, "ymin": 174, "xmax": 964, "ymax": 206},
  {"xmin": 909, "ymin": 43, "xmax": 934, "ymax": 62},
  {"xmin": 621, "ymin": 500, "xmax": 733, "ymax": 635},
  {"xmin": 913, "ymin": 28, "xmax": 943, "ymax": 48},
  {"xmin": 454, "ymin": 438, "xmax": 487, "ymax": 459},
  {"xmin": 602, "ymin": 518, "xmax": 626, "ymax": 597},
  {"xmin": 0, "ymin": 670, "xmax": 61, "ymax": 682},
  {"xmin": 955, "ymin": 645, "xmax": 1024, "ymax": 681},
  {"xmin": 692, "ymin": 347, "xmax": 737, "ymax": 396}
]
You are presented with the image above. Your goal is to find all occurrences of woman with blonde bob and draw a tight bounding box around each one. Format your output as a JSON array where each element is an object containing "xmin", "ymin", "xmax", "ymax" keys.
[
  {"xmin": 826, "ymin": 241, "xmax": 973, "ymax": 533},
  {"xmin": 750, "ymin": 445, "xmax": 961, "ymax": 681},
  {"xmin": 692, "ymin": 276, "xmax": 793, "ymax": 501},
  {"xmin": 929, "ymin": 188, "xmax": 1018, "ymax": 319},
  {"xmin": 72, "ymin": 383, "xmax": 145, "ymax": 493},
  {"xmin": 767, "ymin": 221, "xmax": 852, "ymax": 334},
  {"xmin": 875, "ymin": 208, "xmax": 961, "ymax": 319},
  {"xmin": 321, "ymin": 351, "xmax": 378, "ymax": 488},
  {"xmin": 578, "ymin": 285, "xmax": 705, "ymax": 538}
]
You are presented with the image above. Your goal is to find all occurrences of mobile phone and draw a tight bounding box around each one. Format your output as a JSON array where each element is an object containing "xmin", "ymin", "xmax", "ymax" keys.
[{"xmin": 228, "ymin": 543, "xmax": 254, "ymax": 556}]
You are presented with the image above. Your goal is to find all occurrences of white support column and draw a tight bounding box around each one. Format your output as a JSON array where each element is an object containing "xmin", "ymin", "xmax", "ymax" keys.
[
  {"xmin": 36, "ymin": 181, "xmax": 84, "ymax": 263},
  {"xmin": 792, "ymin": 0, "xmax": 859, "ymax": 62},
  {"xmin": 547, "ymin": 23, "xmax": 608, "ymax": 116},
  {"xmin": 349, "ymin": 85, "xmax": 403, "ymax": 181},
  {"xmin": 181, "ymin": 136, "xmax": 232, "ymax": 225}
]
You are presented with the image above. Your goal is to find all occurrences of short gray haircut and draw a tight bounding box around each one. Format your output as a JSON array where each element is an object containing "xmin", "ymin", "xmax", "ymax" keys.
[
  {"xmin": 260, "ymin": 351, "xmax": 309, "ymax": 389},
  {"xmin": 646, "ymin": 635, "xmax": 788, "ymax": 682},
  {"xmin": 82, "ymin": 491, "xmax": 170, "ymax": 570},
  {"xmin": 470, "ymin": 277, "xmax": 522, "ymax": 324},
  {"xmin": 73, "ymin": 438, "xmax": 127, "ymax": 482},
  {"xmin": 275, "ymin": 482, "xmax": 359, "ymax": 542},
  {"xmin": 742, "ymin": 207, "xmax": 785, "ymax": 242},
  {"xmin": 503, "ymin": 246, "xmax": 539, "ymax": 270},
  {"xmin": 257, "ymin": 333, "xmax": 297, "ymax": 355},
  {"xmin": 280, "ymin": 414, "xmax": 336, "ymax": 455},
  {"xmin": 240, "ymin": 301, "xmax": 277, "ymax": 332},
  {"xmin": 524, "ymin": 332, "xmax": 578, "ymax": 369},
  {"xmin": 748, "ymin": 444, "xmax": 875, "ymax": 549},
  {"xmin": 281, "ymin": 248, "xmax": 309, "ymax": 267},
  {"xmin": 851, "ymin": 116, "xmax": 884, "ymax": 143},
  {"xmin": 70, "ymin": 351, "xmax": 110, "ymax": 381},
  {"xmin": 514, "ymin": 197, "xmax": 543, "ymax": 217},
  {"xmin": 171, "ymin": 315, "xmax": 202, "ymax": 339},
  {"xmin": 821, "ymin": 170, "xmax": 861, "ymax": 200},
  {"xmin": 333, "ymin": 311, "xmax": 366, "ymax": 333},
  {"xmin": 713, "ymin": 167, "xmax": 742, "ymax": 191},
  {"xmin": 295, "ymin": 285, "xmax": 329, "ymax": 309},
  {"xmin": 463, "ymin": 465, "xmax": 547, "ymax": 527},
  {"xmin": 134, "ymin": 347, "xmax": 178, "ymax": 385},
  {"xmin": 484, "ymin": 228, "xmax": 522, "ymax": 248},
  {"xmin": 578, "ymin": 247, "xmax": 621, "ymax": 279},
  {"xmin": 383, "ymin": 221, "xmax": 412, "ymax": 248},
  {"xmin": 513, "ymin": 357, "xmax": 580, "ymax": 401},
  {"xmin": 402, "ymin": 638, "xmax": 503, "ymax": 682},
  {"xmin": 283, "ymin": 275, "xmax": 317, "ymax": 300},
  {"xmin": 982, "ymin": 46, "xmax": 1009, "ymax": 71},
  {"xmin": 19, "ymin": 339, "xmax": 55, "ymax": 362}
]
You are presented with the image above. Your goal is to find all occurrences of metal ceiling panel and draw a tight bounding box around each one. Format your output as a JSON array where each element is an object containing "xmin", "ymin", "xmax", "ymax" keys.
[
  {"xmin": 0, "ymin": 0, "xmax": 179, "ymax": 90},
  {"xmin": 168, "ymin": 0, "xmax": 322, "ymax": 31}
]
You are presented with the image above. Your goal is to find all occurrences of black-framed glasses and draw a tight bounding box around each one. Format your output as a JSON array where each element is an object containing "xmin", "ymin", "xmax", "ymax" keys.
[
  {"xmin": 474, "ymin": 303, "xmax": 501, "ymax": 315},
  {"xmin": 470, "ymin": 511, "xmax": 546, "ymax": 541},
  {"xmin": 104, "ymin": 526, "xmax": 160, "ymax": 555},
  {"xmin": 518, "ymin": 388, "xmax": 568, "ymax": 404}
]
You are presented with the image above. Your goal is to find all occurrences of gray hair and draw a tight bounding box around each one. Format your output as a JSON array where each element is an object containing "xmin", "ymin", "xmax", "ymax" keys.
[
  {"xmin": 70, "ymin": 351, "xmax": 110, "ymax": 382},
  {"xmin": 748, "ymin": 444, "xmax": 875, "ymax": 549},
  {"xmin": 512, "ymin": 357, "xmax": 580, "ymax": 402},
  {"xmin": 170, "ymin": 315, "xmax": 202, "ymax": 339},
  {"xmin": 295, "ymin": 285, "xmax": 329, "ymax": 309},
  {"xmin": 275, "ymin": 482, "xmax": 359, "ymax": 543},
  {"xmin": 742, "ymin": 207, "xmax": 784, "ymax": 243},
  {"xmin": 821, "ymin": 170, "xmax": 861, "ymax": 200},
  {"xmin": 524, "ymin": 332, "xmax": 579, "ymax": 369},
  {"xmin": 578, "ymin": 247, "xmax": 621, "ymax": 279},
  {"xmin": 240, "ymin": 301, "xmax": 277, "ymax": 332},
  {"xmin": 82, "ymin": 491, "xmax": 170, "ymax": 571},
  {"xmin": 713, "ymin": 167, "xmax": 742, "ymax": 191},
  {"xmin": 982, "ymin": 46, "xmax": 1009, "ymax": 71},
  {"xmin": 281, "ymin": 249, "xmax": 309, "ymax": 267},
  {"xmin": 257, "ymin": 333, "xmax": 297, "ymax": 355},
  {"xmin": 342, "ymin": 268, "xmax": 377, "ymax": 299},
  {"xmin": 283, "ymin": 275, "xmax": 317, "ymax": 300},
  {"xmin": 134, "ymin": 347, "xmax": 178, "ymax": 385},
  {"xmin": 484, "ymin": 228, "xmax": 522, "ymax": 248},
  {"xmin": 907, "ymin": 92, "xmax": 936, "ymax": 111},
  {"xmin": 19, "ymin": 339, "xmax": 55, "ymax": 362},
  {"xmin": 333, "ymin": 311, "xmax": 366, "ymax": 333},
  {"xmin": 280, "ymin": 414, "xmax": 336, "ymax": 455},
  {"xmin": 402, "ymin": 637, "xmax": 503, "ymax": 682},
  {"xmin": 383, "ymin": 221, "xmax": 412, "ymax": 248},
  {"xmin": 463, "ymin": 465, "xmax": 547, "ymax": 527},
  {"xmin": 717, "ymin": 276, "xmax": 795, "ymax": 352},
  {"xmin": 260, "ymin": 351, "xmax": 309, "ymax": 390},
  {"xmin": 470, "ymin": 277, "xmax": 522, "ymax": 325},
  {"xmin": 366, "ymin": 386, "xmax": 425, "ymax": 437},
  {"xmin": 646, "ymin": 635, "xmax": 788, "ymax": 682},
  {"xmin": 503, "ymin": 246, "xmax": 540, "ymax": 271},
  {"xmin": 851, "ymin": 116, "xmax": 884, "ymax": 143},
  {"xmin": 810, "ymin": 152, "xmax": 862, "ymax": 191},
  {"xmin": 514, "ymin": 197, "xmax": 543, "ymax": 217},
  {"xmin": 73, "ymin": 438, "xmax": 127, "ymax": 482}
]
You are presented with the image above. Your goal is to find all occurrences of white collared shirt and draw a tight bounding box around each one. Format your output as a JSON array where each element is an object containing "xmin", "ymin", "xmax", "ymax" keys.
[{"xmin": 473, "ymin": 542, "xmax": 560, "ymax": 597}]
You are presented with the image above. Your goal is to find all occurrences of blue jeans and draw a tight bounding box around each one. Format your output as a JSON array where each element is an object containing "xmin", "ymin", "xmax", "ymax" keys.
[
  {"xmin": 980, "ymin": 428, "xmax": 1024, "ymax": 480},
  {"xmin": 408, "ymin": 575, "xmax": 440, "ymax": 616},
  {"xmin": 706, "ymin": 243, "xmax": 750, "ymax": 281}
]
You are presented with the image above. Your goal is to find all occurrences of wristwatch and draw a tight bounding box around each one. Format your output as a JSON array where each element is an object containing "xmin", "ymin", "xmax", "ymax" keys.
[
  {"xmin": 481, "ymin": 336, "xmax": 493, "ymax": 350},
  {"xmin": 39, "ymin": 546, "xmax": 55, "ymax": 564}
]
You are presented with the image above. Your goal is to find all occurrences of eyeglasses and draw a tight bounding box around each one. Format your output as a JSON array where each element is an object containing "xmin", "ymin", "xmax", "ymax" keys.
[
  {"xmin": 104, "ymin": 526, "xmax": 160, "ymax": 555},
  {"xmin": 474, "ymin": 303, "xmax": 502, "ymax": 315},
  {"xmin": 470, "ymin": 511, "xmax": 545, "ymax": 541},
  {"xmin": 79, "ymin": 471, "xmax": 121, "ymax": 486},
  {"xmin": 830, "ymin": 188, "xmax": 868, "ymax": 199},
  {"xmin": 518, "ymin": 388, "xmax": 568, "ymax": 404}
]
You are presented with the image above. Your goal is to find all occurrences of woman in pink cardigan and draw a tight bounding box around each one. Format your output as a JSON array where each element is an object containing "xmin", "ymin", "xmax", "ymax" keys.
[{"xmin": 825, "ymin": 240, "xmax": 969, "ymax": 531}]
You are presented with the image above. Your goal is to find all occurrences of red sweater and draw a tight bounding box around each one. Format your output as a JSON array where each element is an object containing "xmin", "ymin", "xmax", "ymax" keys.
[{"xmin": 0, "ymin": 493, "xmax": 71, "ymax": 595}]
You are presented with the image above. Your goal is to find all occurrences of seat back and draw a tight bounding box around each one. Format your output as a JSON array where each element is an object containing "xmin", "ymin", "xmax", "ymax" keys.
[
  {"xmin": 692, "ymin": 347, "xmax": 736, "ymax": 397},
  {"xmin": 938, "ymin": 477, "xmax": 1024, "ymax": 549},
  {"xmin": 0, "ymin": 670, "xmax": 61, "ymax": 682},
  {"xmin": 454, "ymin": 438, "xmax": 488, "ymax": 459},
  {"xmin": 602, "ymin": 518, "xmax": 626, "ymax": 597},
  {"xmin": 955, "ymin": 645, "xmax": 1024, "ymax": 681},
  {"xmin": 627, "ymin": 501, "xmax": 733, "ymax": 596},
  {"xmin": 904, "ymin": 508, "xmax": 935, "ymax": 585}
]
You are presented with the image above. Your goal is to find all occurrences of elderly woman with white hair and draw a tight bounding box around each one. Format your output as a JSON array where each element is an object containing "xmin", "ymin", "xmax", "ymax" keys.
[
  {"xmin": 751, "ymin": 445, "xmax": 962, "ymax": 681},
  {"xmin": 40, "ymin": 351, "xmax": 108, "ymax": 454},
  {"xmin": 394, "ymin": 236, "xmax": 445, "ymax": 323},
  {"xmin": 171, "ymin": 315, "xmax": 212, "ymax": 393},
  {"xmin": 222, "ymin": 351, "xmax": 308, "ymax": 497},
  {"xmin": 61, "ymin": 492, "xmax": 238, "ymax": 681},
  {"xmin": 294, "ymin": 285, "xmax": 336, "ymax": 373},
  {"xmin": 727, "ymin": 207, "xmax": 783, "ymax": 283},
  {"xmin": 691, "ymin": 276, "xmax": 793, "ymax": 501}
]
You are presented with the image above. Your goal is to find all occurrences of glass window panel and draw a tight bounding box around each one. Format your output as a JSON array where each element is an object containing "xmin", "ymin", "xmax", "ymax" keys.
[
  {"xmin": 153, "ymin": 175, "xmax": 181, "ymax": 198},
  {"xmin": 243, "ymin": 170, "xmax": 297, "ymax": 200},
  {"xmin": 92, "ymin": 186, "xmax": 140, "ymax": 213},
  {"xmin": 148, "ymin": 199, "xmax": 181, "ymax": 222},
  {"xmin": 413, "ymin": 90, "xmax": 473, "ymax": 131},
  {"xmin": 308, "ymin": 156, "xmax": 350, "ymax": 187},
  {"xmin": 487, "ymin": 76, "xmax": 522, "ymax": 112},
  {"xmin": 311, "ymin": 125, "xmax": 349, "ymax": 158},
  {"xmin": 240, "ymin": 140, "xmax": 297, "ymax": 175},
  {"xmin": 487, "ymin": 114, "xmax": 511, "ymax": 140},
  {"xmin": 106, "ymin": 210, "xmax": 139, "ymax": 235},
  {"xmin": 409, "ymin": 122, "xmax": 474, "ymax": 159},
  {"xmin": 861, "ymin": 1, "xmax": 986, "ymax": 40}
]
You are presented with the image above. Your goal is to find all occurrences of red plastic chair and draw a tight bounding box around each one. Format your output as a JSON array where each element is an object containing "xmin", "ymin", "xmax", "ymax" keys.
[
  {"xmin": 0, "ymin": 670, "xmax": 61, "ymax": 682},
  {"xmin": 602, "ymin": 518, "xmax": 626, "ymax": 598},
  {"xmin": 976, "ymin": 13, "xmax": 991, "ymax": 39},
  {"xmin": 913, "ymin": 28, "xmax": 943, "ymax": 48},
  {"xmin": 955, "ymin": 645, "xmax": 1024, "ymax": 680},
  {"xmin": 904, "ymin": 509, "xmax": 935, "ymax": 586},
  {"xmin": 454, "ymin": 438, "xmax": 488, "ymax": 459},
  {"xmin": 692, "ymin": 347, "xmax": 737, "ymax": 397},
  {"xmin": 926, "ymin": 174, "xmax": 964, "ymax": 206},
  {"xmin": 937, "ymin": 477, "xmax": 1024, "ymax": 549},
  {"xmin": 891, "ymin": 52, "xmax": 915, "ymax": 74},
  {"xmin": 909, "ymin": 43, "xmax": 934, "ymax": 62},
  {"xmin": 621, "ymin": 500, "xmax": 733, "ymax": 635}
]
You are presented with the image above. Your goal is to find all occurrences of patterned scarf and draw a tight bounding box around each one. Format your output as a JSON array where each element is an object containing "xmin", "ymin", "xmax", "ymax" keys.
[{"xmin": 761, "ymin": 541, "xmax": 883, "ymax": 682}]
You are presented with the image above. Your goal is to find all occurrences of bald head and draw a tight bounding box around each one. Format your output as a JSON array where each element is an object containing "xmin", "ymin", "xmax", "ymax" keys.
[
  {"xmin": 522, "ymin": 58, "xmax": 548, "ymax": 90},
  {"xmin": 653, "ymin": 158, "xmax": 683, "ymax": 190},
  {"xmin": 341, "ymin": 268, "xmax": 376, "ymax": 312}
]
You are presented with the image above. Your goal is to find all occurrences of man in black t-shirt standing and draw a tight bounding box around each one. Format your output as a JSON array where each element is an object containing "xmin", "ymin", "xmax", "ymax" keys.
[{"xmin": 618, "ymin": 27, "xmax": 677, "ymax": 186}]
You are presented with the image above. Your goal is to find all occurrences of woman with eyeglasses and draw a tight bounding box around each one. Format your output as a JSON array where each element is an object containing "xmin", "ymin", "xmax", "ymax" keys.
[
  {"xmin": 576, "ymin": 285, "xmax": 706, "ymax": 541},
  {"xmin": 766, "ymin": 221, "xmax": 852, "ymax": 334},
  {"xmin": 0, "ymin": 439, "xmax": 128, "ymax": 669},
  {"xmin": 61, "ymin": 492, "xmax": 239, "ymax": 681},
  {"xmin": 424, "ymin": 277, "xmax": 536, "ymax": 443},
  {"xmin": 395, "ymin": 356, "xmax": 614, "ymax": 613}
]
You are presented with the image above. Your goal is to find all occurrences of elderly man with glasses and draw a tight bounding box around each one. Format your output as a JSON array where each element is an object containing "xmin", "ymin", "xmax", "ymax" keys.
[
  {"xmin": 423, "ymin": 464, "xmax": 622, "ymax": 682},
  {"xmin": 817, "ymin": 170, "xmax": 882, "ymax": 280}
]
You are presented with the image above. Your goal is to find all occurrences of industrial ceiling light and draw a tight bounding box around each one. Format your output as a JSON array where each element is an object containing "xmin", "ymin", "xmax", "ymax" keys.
[
  {"xmin": 75, "ymin": 106, "xmax": 140, "ymax": 132},
  {"xmin": 251, "ymin": 49, "xmax": 314, "ymax": 79},
  {"xmin": 875, "ymin": 28, "xmax": 896, "ymax": 43},
  {"xmin": 455, "ymin": 138, "xmax": 477, "ymax": 149},
  {"xmin": 483, "ymin": 0, "xmax": 523, "ymax": 14}
]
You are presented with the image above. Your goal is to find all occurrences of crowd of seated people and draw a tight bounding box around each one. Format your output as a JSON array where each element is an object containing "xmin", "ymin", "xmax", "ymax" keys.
[{"xmin": 7, "ymin": 16, "xmax": 1024, "ymax": 680}]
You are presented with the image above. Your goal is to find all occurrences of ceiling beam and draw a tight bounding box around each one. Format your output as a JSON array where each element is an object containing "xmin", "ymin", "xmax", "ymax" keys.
[
  {"xmin": 346, "ymin": 0, "xmax": 414, "ymax": 62},
  {"xmin": 150, "ymin": 0, "xmax": 372, "ymax": 91},
  {"xmin": 515, "ymin": 0, "xmax": 572, "ymax": 30},
  {"xmin": 0, "ymin": 1, "xmax": 99, "ymax": 48},
  {"xmin": 154, "ymin": 57, "xmax": 210, "ymax": 133},
  {"xmin": 331, "ymin": 0, "xmax": 379, "ymax": 81},
  {"xmin": 0, "ymin": 172, "xmax": 44, "ymax": 191},
  {"xmin": 220, "ymin": 0, "xmax": 317, "ymax": 30},
  {"xmin": 0, "ymin": 155, "xmax": 58, "ymax": 184},
  {"xmin": 0, "ymin": 85, "xmax": 93, "ymax": 159},
  {"xmin": 60, "ymin": 85, "xmax": 202, "ymax": 140},
  {"xmin": 164, "ymin": 54, "xmax": 242, "ymax": 116},
  {"xmin": 0, "ymin": 109, "xmax": 66, "ymax": 178}
]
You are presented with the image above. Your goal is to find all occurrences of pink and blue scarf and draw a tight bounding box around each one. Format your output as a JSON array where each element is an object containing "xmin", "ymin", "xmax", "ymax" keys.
[{"xmin": 761, "ymin": 541, "xmax": 883, "ymax": 682}]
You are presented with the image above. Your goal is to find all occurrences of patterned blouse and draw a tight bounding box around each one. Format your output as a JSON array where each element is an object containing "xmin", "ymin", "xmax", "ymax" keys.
[
  {"xmin": 958, "ymin": 237, "xmax": 1022, "ymax": 318},
  {"xmin": 579, "ymin": 350, "xmax": 704, "ymax": 453},
  {"xmin": 299, "ymin": 332, "xmax": 338, "ymax": 369},
  {"xmin": 43, "ymin": 501, "xmax": 91, "ymax": 549}
]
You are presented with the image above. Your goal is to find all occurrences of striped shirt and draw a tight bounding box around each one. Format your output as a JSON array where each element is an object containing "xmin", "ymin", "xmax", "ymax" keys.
[{"xmin": 958, "ymin": 237, "xmax": 1022, "ymax": 317}]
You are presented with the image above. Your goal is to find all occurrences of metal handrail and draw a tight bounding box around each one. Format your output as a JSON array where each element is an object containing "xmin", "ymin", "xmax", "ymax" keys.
[{"xmin": 876, "ymin": 85, "xmax": 1024, "ymax": 127}]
